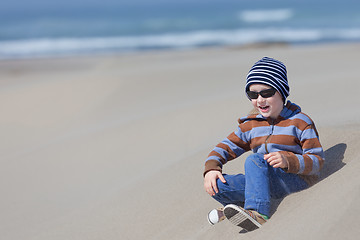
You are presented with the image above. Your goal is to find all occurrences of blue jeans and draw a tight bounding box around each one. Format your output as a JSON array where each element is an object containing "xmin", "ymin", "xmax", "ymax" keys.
[{"xmin": 212, "ymin": 153, "xmax": 309, "ymax": 217}]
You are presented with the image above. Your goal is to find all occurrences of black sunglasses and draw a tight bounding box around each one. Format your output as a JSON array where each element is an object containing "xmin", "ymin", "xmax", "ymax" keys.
[{"xmin": 246, "ymin": 88, "xmax": 277, "ymax": 99}]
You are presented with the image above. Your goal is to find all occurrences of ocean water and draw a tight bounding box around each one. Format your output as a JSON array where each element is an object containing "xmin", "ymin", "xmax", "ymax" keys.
[{"xmin": 1, "ymin": 0, "xmax": 360, "ymax": 59}]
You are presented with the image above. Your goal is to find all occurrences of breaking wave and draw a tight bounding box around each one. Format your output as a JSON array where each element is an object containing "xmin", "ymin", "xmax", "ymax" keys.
[
  {"xmin": 238, "ymin": 9, "xmax": 294, "ymax": 23},
  {"xmin": 1, "ymin": 27, "xmax": 360, "ymax": 58}
]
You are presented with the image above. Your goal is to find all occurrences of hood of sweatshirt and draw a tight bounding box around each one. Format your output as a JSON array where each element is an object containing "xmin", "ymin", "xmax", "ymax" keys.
[{"xmin": 279, "ymin": 101, "xmax": 301, "ymax": 119}]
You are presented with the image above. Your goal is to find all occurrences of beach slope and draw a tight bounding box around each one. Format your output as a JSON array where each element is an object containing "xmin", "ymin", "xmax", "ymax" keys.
[{"xmin": 0, "ymin": 43, "xmax": 360, "ymax": 239}]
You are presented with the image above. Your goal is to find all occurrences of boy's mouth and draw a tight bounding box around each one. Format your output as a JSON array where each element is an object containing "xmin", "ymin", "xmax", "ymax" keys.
[{"xmin": 258, "ymin": 105, "xmax": 270, "ymax": 112}]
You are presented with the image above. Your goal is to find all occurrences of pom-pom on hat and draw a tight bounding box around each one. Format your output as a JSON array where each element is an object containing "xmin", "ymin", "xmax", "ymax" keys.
[{"xmin": 245, "ymin": 57, "xmax": 289, "ymax": 102}]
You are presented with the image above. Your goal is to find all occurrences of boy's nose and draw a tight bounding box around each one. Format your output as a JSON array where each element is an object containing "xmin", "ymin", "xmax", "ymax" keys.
[{"xmin": 257, "ymin": 95, "xmax": 266, "ymax": 103}]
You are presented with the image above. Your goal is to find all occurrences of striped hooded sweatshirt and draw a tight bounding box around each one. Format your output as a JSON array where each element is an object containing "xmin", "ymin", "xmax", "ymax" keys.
[{"xmin": 204, "ymin": 101, "xmax": 325, "ymax": 185}]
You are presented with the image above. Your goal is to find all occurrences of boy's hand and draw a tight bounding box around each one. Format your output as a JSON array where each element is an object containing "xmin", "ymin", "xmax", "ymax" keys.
[
  {"xmin": 264, "ymin": 152, "xmax": 288, "ymax": 169},
  {"xmin": 204, "ymin": 170, "xmax": 226, "ymax": 196}
]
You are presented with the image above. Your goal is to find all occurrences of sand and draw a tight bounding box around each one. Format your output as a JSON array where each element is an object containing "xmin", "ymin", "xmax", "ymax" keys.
[{"xmin": 0, "ymin": 43, "xmax": 360, "ymax": 240}]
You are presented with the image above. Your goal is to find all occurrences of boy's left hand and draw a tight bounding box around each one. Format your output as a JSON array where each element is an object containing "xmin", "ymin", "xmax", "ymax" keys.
[{"xmin": 264, "ymin": 152, "xmax": 288, "ymax": 169}]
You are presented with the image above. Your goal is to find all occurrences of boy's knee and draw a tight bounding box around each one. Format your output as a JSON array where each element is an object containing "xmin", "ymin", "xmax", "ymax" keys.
[
  {"xmin": 214, "ymin": 174, "xmax": 242, "ymax": 195},
  {"xmin": 211, "ymin": 179, "xmax": 228, "ymax": 202},
  {"xmin": 245, "ymin": 153, "xmax": 268, "ymax": 169},
  {"xmin": 215, "ymin": 177, "xmax": 228, "ymax": 193}
]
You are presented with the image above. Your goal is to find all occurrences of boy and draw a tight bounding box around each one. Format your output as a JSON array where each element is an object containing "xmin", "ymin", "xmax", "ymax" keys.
[{"xmin": 204, "ymin": 57, "xmax": 324, "ymax": 231}]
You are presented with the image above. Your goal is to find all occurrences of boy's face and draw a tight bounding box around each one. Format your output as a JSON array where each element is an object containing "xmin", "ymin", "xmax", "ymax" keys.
[{"xmin": 248, "ymin": 84, "xmax": 284, "ymax": 119}]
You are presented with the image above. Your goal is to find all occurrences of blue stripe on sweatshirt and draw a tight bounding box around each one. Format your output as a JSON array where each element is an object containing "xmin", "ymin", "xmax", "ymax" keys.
[
  {"xmin": 301, "ymin": 128, "xmax": 318, "ymax": 140},
  {"xmin": 309, "ymin": 154, "xmax": 321, "ymax": 175},
  {"xmin": 222, "ymin": 137, "xmax": 246, "ymax": 157},
  {"xmin": 304, "ymin": 147, "xmax": 324, "ymax": 158},
  {"xmin": 213, "ymin": 146, "xmax": 230, "ymax": 163},
  {"xmin": 273, "ymin": 125, "xmax": 303, "ymax": 137},
  {"xmin": 267, "ymin": 143, "xmax": 303, "ymax": 154},
  {"xmin": 296, "ymin": 154, "xmax": 305, "ymax": 174},
  {"xmin": 290, "ymin": 113, "xmax": 313, "ymax": 125},
  {"xmin": 240, "ymin": 126, "xmax": 272, "ymax": 140}
]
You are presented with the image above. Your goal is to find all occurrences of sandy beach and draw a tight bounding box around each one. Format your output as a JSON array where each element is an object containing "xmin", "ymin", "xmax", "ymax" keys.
[{"xmin": 1, "ymin": 43, "xmax": 360, "ymax": 240}]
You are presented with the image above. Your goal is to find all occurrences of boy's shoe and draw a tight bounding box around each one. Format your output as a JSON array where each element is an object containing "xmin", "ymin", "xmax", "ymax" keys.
[
  {"xmin": 207, "ymin": 207, "xmax": 226, "ymax": 225},
  {"xmin": 223, "ymin": 204, "xmax": 267, "ymax": 231}
]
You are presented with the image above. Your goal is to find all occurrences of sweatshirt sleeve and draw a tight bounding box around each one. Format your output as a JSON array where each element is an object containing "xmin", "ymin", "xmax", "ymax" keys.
[
  {"xmin": 204, "ymin": 126, "xmax": 251, "ymax": 176},
  {"xmin": 281, "ymin": 123, "xmax": 325, "ymax": 175}
]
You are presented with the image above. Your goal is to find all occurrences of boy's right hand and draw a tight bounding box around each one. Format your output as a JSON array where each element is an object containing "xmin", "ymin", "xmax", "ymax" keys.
[{"xmin": 204, "ymin": 170, "xmax": 226, "ymax": 196}]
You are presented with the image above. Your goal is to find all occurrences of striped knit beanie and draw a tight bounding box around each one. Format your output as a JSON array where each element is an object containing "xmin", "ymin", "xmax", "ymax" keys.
[{"xmin": 245, "ymin": 57, "xmax": 289, "ymax": 102}]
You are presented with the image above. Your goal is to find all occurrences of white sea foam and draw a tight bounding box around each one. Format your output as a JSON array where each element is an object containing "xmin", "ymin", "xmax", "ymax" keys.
[
  {"xmin": 238, "ymin": 9, "xmax": 294, "ymax": 23},
  {"xmin": 1, "ymin": 28, "xmax": 360, "ymax": 58}
]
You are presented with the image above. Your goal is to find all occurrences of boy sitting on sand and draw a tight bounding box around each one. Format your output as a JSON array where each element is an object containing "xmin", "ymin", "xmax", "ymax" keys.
[{"xmin": 204, "ymin": 57, "xmax": 324, "ymax": 231}]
